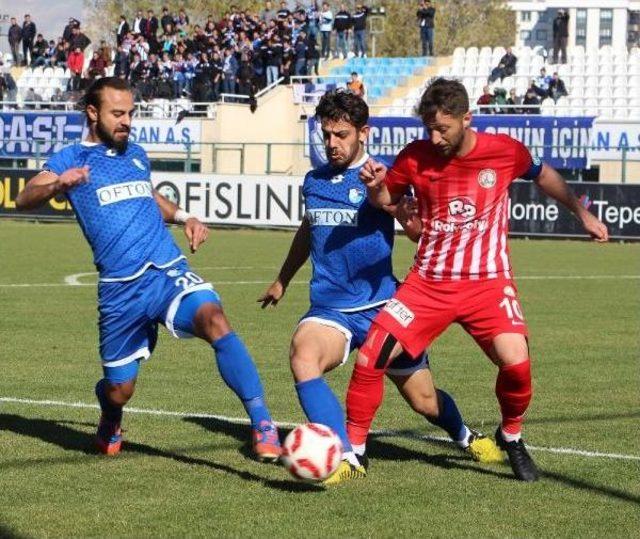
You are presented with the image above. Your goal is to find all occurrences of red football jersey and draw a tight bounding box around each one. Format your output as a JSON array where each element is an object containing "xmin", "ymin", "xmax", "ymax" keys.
[{"xmin": 385, "ymin": 132, "xmax": 534, "ymax": 280}]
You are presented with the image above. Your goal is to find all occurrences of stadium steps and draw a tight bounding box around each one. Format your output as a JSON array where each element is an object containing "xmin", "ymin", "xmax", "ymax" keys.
[{"xmin": 373, "ymin": 56, "xmax": 451, "ymax": 108}]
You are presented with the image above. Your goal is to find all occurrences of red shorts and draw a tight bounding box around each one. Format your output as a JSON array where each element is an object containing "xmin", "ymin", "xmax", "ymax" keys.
[{"xmin": 374, "ymin": 271, "xmax": 529, "ymax": 358}]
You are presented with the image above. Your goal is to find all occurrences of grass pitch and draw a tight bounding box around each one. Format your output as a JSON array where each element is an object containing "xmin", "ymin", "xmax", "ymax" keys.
[{"xmin": 0, "ymin": 220, "xmax": 638, "ymax": 538}]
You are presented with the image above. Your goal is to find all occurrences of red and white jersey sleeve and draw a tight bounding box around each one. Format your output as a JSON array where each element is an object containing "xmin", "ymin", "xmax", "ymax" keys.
[
  {"xmin": 404, "ymin": 133, "xmax": 533, "ymax": 281},
  {"xmin": 384, "ymin": 144, "xmax": 415, "ymax": 200}
]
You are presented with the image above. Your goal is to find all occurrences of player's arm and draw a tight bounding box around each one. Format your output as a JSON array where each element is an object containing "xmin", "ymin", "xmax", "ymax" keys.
[
  {"xmin": 384, "ymin": 196, "xmax": 422, "ymax": 242},
  {"xmin": 258, "ymin": 217, "xmax": 311, "ymax": 308},
  {"xmin": 15, "ymin": 167, "xmax": 89, "ymax": 210},
  {"xmin": 533, "ymin": 164, "xmax": 609, "ymax": 242},
  {"xmin": 360, "ymin": 158, "xmax": 401, "ymax": 208},
  {"xmin": 152, "ymin": 189, "xmax": 209, "ymax": 253}
]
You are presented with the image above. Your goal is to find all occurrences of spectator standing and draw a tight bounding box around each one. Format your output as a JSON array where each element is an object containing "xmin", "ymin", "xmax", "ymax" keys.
[
  {"xmin": 117, "ymin": 16, "xmax": 130, "ymax": 46},
  {"xmin": 67, "ymin": 46, "xmax": 84, "ymax": 90},
  {"xmin": 305, "ymin": 33, "xmax": 320, "ymax": 76},
  {"xmin": 237, "ymin": 52, "xmax": 255, "ymax": 96},
  {"xmin": 489, "ymin": 47, "xmax": 517, "ymax": 82},
  {"xmin": 261, "ymin": 1, "xmax": 278, "ymax": 24},
  {"xmin": 552, "ymin": 9, "xmax": 569, "ymax": 64},
  {"xmin": 113, "ymin": 45, "xmax": 130, "ymax": 79},
  {"xmin": 222, "ymin": 47, "xmax": 239, "ymax": 94},
  {"xmin": 211, "ymin": 51, "xmax": 224, "ymax": 100},
  {"xmin": 352, "ymin": 4, "xmax": 368, "ymax": 58},
  {"xmin": 143, "ymin": 9, "xmax": 160, "ymax": 53},
  {"xmin": 8, "ymin": 17, "xmax": 22, "ymax": 65},
  {"xmin": 161, "ymin": 7, "xmax": 174, "ymax": 34},
  {"xmin": 334, "ymin": 3, "xmax": 352, "ymax": 60},
  {"xmin": 306, "ymin": 1, "xmax": 320, "ymax": 39},
  {"xmin": 319, "ymin": 3, "xmax": 334, "ymax": 60},
  {"xmin": 417, "ymin": 0, "xmax": 435, "ymax": 57},
  {"xmin": 277, "ymin": 1, "xmax": 291, "ymax": 21},
  {"xmin": 294, "ymin": 31, "xmax": 308, "ymax": 75},
  {"xmin": 70, "ymin": 26, "xmax": 92, "ymax": 52},
  {"xmin": 22, "ymin": 14, "xmax": 37, "ymax": 66},
  {"xmin": 347, "ymin": 71, "xmax": 365, "ymax": 98},
  {"xmin": 548, "ymin": 71, "xmax": 568, "ymax": 102},
  {"xmin": 63, "ymin": 18, "xmax": 79, "ymax": 44},
  {"xmin": 282, "ymin": 37, "xmax": 294, "ymax": 81},
  {"xmin": 132, "ymin": 10, "xmax": 145, "ymax": 35},
  {"xmin": 265, "ymin": 37, "xmax": 281, "ymax": 86}
]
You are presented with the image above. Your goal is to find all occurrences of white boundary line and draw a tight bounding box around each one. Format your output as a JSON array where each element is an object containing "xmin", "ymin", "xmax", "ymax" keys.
[
  {"xmin": 1, "ymin": 274, "xmax": 639, "ymax": 289},
  {"xmin": 1, "ymin": 396, "xmax": 639, "ymax": 462}
]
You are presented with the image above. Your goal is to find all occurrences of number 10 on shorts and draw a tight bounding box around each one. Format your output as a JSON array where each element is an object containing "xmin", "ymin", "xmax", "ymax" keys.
[{"xmin": 499, "ymin": 285, "xmax": 525, "ymax": 325}]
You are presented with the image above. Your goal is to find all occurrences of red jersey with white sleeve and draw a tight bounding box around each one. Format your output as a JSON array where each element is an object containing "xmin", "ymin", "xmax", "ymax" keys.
[{"xmin": 385, "ymin": 132, "xmax": 538, "ymax": 281}]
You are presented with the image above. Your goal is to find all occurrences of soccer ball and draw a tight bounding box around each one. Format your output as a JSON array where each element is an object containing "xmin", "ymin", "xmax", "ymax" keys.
[{"xmin": 281, "ymin": 423, "xmax": 343, "ymax": 482}]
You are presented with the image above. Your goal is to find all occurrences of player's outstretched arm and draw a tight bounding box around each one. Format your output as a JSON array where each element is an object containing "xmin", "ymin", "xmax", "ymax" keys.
[
  {"xmin": 152, "ymin": 189, "xmax": 209, "ymax": 253},
  {"xmin": 15, "ymin": 167, "xmax": 89, "ymax": 210},
  {"xmin": 360, "ymin": 158, "xmax": 397, "ymax": 208},
  {"xmin": 384, "ymin": 196, "xmax": 422, "ymax": 242},
  {"xmin": 534, "ymin": 164, "xmax": 609, "ymax": 242},
  {"xmin": 258, "ymin": 217, "xmax": 311, "ymax": 308}
]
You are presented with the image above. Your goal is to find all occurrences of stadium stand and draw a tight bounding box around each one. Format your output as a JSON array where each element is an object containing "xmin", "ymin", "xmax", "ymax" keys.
[{"xmin": 379, "ymin": 45, "xmax": 640, "ymax": 119}]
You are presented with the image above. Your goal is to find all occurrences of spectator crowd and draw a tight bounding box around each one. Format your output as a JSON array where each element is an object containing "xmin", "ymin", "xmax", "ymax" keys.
[{"xmin": 4, "ymin": 1, "xmax": 374, "ymax": 104}]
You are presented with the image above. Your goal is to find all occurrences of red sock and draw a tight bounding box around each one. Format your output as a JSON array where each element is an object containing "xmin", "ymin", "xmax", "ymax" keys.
[
  {"xmin": 495, "ymin": 359, "xmax": 532, "ymax": 435},
  {"xmin": 346, "ymin": 363, "xmax": 386, "ymax": 446}
]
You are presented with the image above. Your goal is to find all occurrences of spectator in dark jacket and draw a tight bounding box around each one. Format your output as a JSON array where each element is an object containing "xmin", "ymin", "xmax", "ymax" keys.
[
  {"xmin": 552, "ymin": 9, "xmax": 569, "ymax": 64},
  {"xmin": 22, "ymin": 14, "xmax": 37, "ymax": 66},
  {"xmin": 8, "ymin": 18, "xmax": 22, "ymax": 65},
  {"xmin": 489, "ymin": 47, "xmax": 517, "ymax": 82},
  {"xmin": 117, "ymin": 15, "xmax": 130, "ymax": 46},
  {"xmin": 30, "ymin": 34, "xmax": 48, "ymax": 67},
  {"xmin": 63, "ymin": 18, "xmax": 80, "ymax": 44},
  {"xmin": 161, "ymin": 7, "xmax": 174, "ymax": 34},
  {"xmin": 70, "ymin": 26, "xmax": 91, "ymax": 51},
  {"xmin": 334, "ymin": 3, "xmax": 352, "ymax": 60},
  {"xmin": 417, "ymin": 0, "xmax": 435, "ymax": 56},
  {"xmin": 523, "ymin": 85, "xmax": 541, "ymax": 114},
  {"xmin": 294, "ymin": 31, "xmax": 308, "ymax": 75},
  {"xmin": 114, "ymin": 44, "xmax": 130, "ymax": 78},
  {"xmin": 352, "ymin": 4, "xmax": 368, "ymax": 58},
  {"xmin": 221, "ymin": 47, "xmax": 238, "ymax": 94},
  {"xmin": 548, "ymin": 72, "xmax": 568, "ymax": 102},
  {"xmin": 305, "ymin": 34, "xmax": 320, "ymax": 77}
]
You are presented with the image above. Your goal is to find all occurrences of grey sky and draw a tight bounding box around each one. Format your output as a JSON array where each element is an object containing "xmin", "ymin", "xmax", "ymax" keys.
[{"xmin": 1, "ymin": 0, "xmax": 83, "ymax": 54}]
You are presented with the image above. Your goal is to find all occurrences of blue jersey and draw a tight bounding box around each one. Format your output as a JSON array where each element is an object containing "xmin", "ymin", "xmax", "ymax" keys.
[
  {"xmin": 44, "ymin": 142, "xmax": 182, "ymax": 281},
  {"xmin": 303, "ymin": 155, "xmax": 397, "ymax": 311}
]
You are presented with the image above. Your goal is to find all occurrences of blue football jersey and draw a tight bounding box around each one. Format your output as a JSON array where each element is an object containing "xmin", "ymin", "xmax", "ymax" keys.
[
  {"xmin": 44, "ymin": 142, "xmax": 183, "ymax": 281},
  {"xmin": 303, "ymin": 155, "xmax": 397, "ymax": 311}
]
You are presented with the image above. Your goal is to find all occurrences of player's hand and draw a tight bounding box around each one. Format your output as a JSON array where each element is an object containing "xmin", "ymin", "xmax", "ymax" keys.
[
  {"xmin": 580, "ymin": 210, "xmax": 609, "ymax": 242},
  {"xmin": 56, "ymin": 166, "xmax": 89, "ymax": 193},
  {"xmin": 359, "ymin": 158, "xmax": 387, "ymax": 190},
  {"xmin": 184, "ymin": 217, "xmax": 209, "ymax": 253},
  {"xmin": 258, "ymin": 279, "xmax": 285, "ymax": 309},
  {"xmin": 384, "ymin": 195, "xmax": 418, "ymax": 225}
]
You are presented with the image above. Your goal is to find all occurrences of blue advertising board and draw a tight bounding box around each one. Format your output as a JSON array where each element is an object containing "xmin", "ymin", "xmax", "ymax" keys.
[{"xmin": 308, "ymin": 115, "xmax": 596, "ymax": 170}]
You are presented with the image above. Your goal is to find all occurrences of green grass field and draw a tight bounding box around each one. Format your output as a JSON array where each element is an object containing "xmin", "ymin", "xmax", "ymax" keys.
[{"xmin": 0, "ymin": 220, "xmax": 639, "ymax": 538}]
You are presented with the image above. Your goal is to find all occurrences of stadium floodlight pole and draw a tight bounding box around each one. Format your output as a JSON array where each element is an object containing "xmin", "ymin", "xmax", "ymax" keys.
[{"xmin": 368, "ymin": 6, "xmax": 386, "ymax": 58}]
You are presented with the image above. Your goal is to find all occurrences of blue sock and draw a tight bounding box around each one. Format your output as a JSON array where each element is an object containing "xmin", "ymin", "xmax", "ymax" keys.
[
  {"xmin": 212, "ymin": 332, "xmax": 272, "ymax": 428},
  {"xmin": 295, "ymin": 377, "xmax": 353, "ymax": 453},
  {"xmin": 426, "ymin": 389, "xmax": 467, "ymax": 442},
  {"xmin": 95, "ymin": 379, "xmax": 123, "ymax": 424}
]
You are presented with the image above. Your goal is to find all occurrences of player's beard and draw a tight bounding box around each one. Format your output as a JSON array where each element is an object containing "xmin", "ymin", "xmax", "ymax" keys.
[
  {"xmin": 96, "ymin": 118, "xmax": 129, "ymax": 153},
  {"xmin": 327, "ymin": 141, "xmax": 360, "ymax": 169}
]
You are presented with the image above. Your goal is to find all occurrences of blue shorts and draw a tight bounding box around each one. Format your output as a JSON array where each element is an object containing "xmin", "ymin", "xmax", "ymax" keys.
[
  {"xmin": 98, "ymin": 259, "xmax": 220, "ymax": 383},
  {"xmin": 299, "ymin": 304, "xmax": 429, "ymax": 375}
]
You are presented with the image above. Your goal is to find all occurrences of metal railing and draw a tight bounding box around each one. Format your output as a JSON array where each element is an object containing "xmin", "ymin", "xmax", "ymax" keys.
[{"xmin": 2, "ymin": 140, "xmax": 637, "ymax": 181}]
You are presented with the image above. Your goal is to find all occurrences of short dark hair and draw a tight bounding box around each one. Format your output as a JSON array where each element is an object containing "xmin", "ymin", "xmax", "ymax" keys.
[
  {"xmin": 416, "ymin": 78, "xmax": 469, "ymax": 120},
  {"xmin": 315, "ymin": 89, "xmax": 368, "ymax": 129},
  {"xmin": 80, "ymin": 77, "xmax": 132, "ymax": 120}
]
